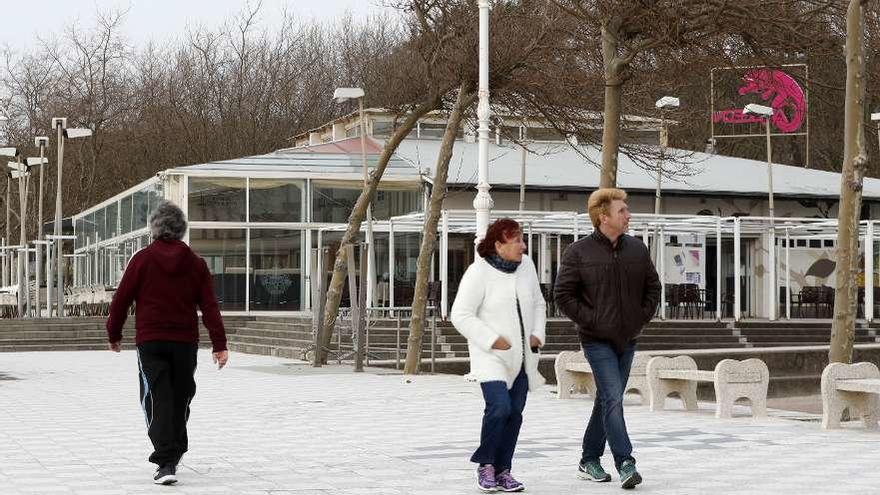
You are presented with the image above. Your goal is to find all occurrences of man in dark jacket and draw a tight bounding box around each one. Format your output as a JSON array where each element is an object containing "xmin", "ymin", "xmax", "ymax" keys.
[
  {"xmin": 106, "ymin": 200, "xmax": 227, "ymax": 486},
  {"xmin": 554, "ymin": 188, "xmax": 660, "ymax": 490}
]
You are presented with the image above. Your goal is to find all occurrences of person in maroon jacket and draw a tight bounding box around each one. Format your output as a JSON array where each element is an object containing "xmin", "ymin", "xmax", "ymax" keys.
[{"xmin": 106, "ymin": 200, "xmax": 227, "ymax": 486}]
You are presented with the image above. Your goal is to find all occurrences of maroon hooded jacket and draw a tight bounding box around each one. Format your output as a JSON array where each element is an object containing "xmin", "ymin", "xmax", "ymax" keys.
[{"xmin": 106, "ymin": 239, "xmax": 227, "ymax": 352}]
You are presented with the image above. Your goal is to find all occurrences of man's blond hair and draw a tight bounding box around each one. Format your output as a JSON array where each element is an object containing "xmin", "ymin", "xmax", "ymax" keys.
[{"xmin": 587, "ymin": 188, "xmax": 628, "ymax": 228}]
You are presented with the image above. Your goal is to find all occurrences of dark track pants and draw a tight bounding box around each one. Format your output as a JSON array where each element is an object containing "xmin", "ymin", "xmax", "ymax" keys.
[{"xmin": 136, "ymin": 341, "xmax": 198, "ymax": 466}]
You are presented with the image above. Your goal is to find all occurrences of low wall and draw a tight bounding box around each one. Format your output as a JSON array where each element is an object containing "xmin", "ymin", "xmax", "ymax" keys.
[{"xmin": 397, "ymin": 344, "xmax": 880, "ymax": 398}]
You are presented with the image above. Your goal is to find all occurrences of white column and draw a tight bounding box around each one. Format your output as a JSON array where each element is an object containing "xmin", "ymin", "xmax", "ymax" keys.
[
  {"xmin": 473, "ymin": 0, "xmax": 494, "ymax": 242},
  {"xmin": 734, "ymin": 218, "xmax": 741, "ymax": 322},
  {"xmin": 867, "ymin": 221, "xmax": 874, "ymax": 322},
  {"xmin": 716, "ymin": 218, "xmax": 722, "ymax": 321},
  {"xmin": 768, "ymin": 227, "xmax": 777, "ymax": 320},
  {"xmin": 658, "ymin": 227, "xmax": 666, "ymax": 320},
  {"xmin": 785, "ymin": 228, "xmax": 791, "ymax": 319},
  {"xmin": 441, "ymin": 211, "xmax": 449, "ymax": 319},
  {"xmin": 388, "ymin": 223, "xmax": 395, "ymax": 308},
  {"xmin": 539, "ymin": 233, "xmax": 550, "ymax": 283}
]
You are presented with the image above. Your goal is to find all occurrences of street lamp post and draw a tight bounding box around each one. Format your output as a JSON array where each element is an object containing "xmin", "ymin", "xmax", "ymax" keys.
[
  {"xmin": 743, "ymin": 103, "xmax": 777, "ymax": 320},
  {"xmin": 0, "ymin": 146, "xmax": 17, "ymax": 288},
  {"xmin": 30, "ymin": 137, "xmax": 49, "ymax": 316},
  {"xmin": 51, "ymin": 118, "xmax": 92, "ymax": 316},
  {"xmin": 653, "ymin": 96, "xmax": 680, "ymax": 215},
  {"xmin": 332, "ymin": 87, "xmax": 375, "ymax": 308},
  {"xmin": 743, "ymin": 104, "xmax": 776, "ymax": 221},
  {"xmin": 8, "ymin": 157, "xmax": 31, "ymax": 317},
  {"xmin": 474, "ymin": 0, "xmax": 494, "ymax": 241}
]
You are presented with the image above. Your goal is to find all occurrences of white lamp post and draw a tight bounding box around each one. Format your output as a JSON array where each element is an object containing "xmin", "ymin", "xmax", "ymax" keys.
[
  {"xmin": 742, "ymin": 103, "xmax": 776, "ymax": 221},
  {"xmin": 0, "ymin": 147, "xmax": 16, "ymax": 287},
  {"xmin": 30, "ymin": 137, "xmax": 49, "ymax": 316},
  {"xmin": 654, "ymin": 96, "xmax": 679, "ymax": 215},
  {"xmin": 51, "ymin": 118, "xmax": 92, "ymax": 316},
  {"xmin": 743, "ymin": 103, "xmax": 777, "ymax": 320},
  {"xmin": 8, "ymin": 158, "xmax": 31, "ymax": 316},
  {"xmin": 474, "ymin": 0, "xmax": 494, "ymax": 241},
  {"xmin": 332, "ymin": 87, "xmax": 376, "ymax": 307}
]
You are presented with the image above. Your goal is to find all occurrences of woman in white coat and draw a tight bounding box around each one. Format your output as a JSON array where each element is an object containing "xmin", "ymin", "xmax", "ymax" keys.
[{"xmin": 450, "ymin": 218, "xmax": 546, "ymax": 493}]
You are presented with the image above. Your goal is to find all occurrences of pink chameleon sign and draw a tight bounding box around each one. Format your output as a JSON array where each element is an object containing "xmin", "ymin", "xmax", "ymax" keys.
[{"xmin": 712, "ymin": 69, "xmax": 806, "ymax": 133}]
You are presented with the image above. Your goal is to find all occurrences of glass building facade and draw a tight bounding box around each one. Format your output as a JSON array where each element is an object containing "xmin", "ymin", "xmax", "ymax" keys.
[{"xmin": 73, "ymin": 172, "xmax": 423, "ymax": 313}]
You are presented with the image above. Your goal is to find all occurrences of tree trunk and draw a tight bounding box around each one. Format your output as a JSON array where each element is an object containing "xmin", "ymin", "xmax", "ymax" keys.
[
  {"xmin": 318, "ymin": 96, "xmax": 442, "ymax": 364},
  {"xmin": 829, "ymin": 0, "xmax": 868, "ymax": 365},
  {"xmin": 404, "ymin": 81, "xmax": 475, "ymax": 375},
  {"xmin": 600, "ymin": 18, "xmax": 624, "ymax": 189}
]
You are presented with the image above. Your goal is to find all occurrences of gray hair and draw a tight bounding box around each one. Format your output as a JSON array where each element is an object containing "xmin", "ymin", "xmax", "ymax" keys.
[{"xmin": 149, "ymin": 200, "xmax": 187, "ymax": 241}]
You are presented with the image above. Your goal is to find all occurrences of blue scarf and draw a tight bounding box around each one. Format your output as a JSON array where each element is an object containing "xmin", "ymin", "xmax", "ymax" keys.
[{"xmin": 485, "ymin": 254, "xmax": 520, "ymax": 274}]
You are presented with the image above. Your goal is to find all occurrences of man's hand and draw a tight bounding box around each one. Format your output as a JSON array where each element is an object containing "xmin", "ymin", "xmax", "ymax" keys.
[
  {"xmin": 492, "ymin": 337, "xmax": 512, "ymax": 350},
  {"xmin": 529, "ymin": 335, "xmax": 542, "ymax": 348},
  {"xmin": 108, "ymin": 341, "xmax": 121, "ymax": 353},
  {"xmin": 213, "ymin": 350, "xmax": 229, "ymax": 369}
]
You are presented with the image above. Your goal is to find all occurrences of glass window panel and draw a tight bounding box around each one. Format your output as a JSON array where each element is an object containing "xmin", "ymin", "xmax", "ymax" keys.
[
  {"xmin": 249, "ymin": 179, "xmax": 303, "ymax": 223},
  {"xmin": 120, "ymin": 195, "xmax": 133, "ymax": 234},
  {"xmin": 189, "ymin": 229, "xmax": 247, "ymax": 311},
  {"xmin": 312, "ymin": 183, "xmax": 421, "ymax": 222},
  {"xmin": 189, "ymin": 178, "xmax": 246, "ymax": 222},
  {"xmin": 75, "ymin": 218, "xmax": 84, "ymax": 250},
  {"xmin": 392, "ymin": 232, "xmax": 420, "ymax": 306},
  {"xmin": 95, "ymin": 208, "xmax": 106, "ymax": 241},
  {"xmin": 133, "ymin": 191, "xmax": 149, "ymax": 230},
  {"xmin": 249, "ymin": 229, "xmax": 302, "ymax": 311},
  {"xmin": 105, "ymin": 202, "xmax": 118, "ymax": 239}
]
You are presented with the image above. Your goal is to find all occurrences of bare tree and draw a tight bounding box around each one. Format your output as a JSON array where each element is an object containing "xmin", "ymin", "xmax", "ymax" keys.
[
  {"xmin": 829, "ymin": 0, "xmax": 870, "ymax": 364},
  {"xmin": 403, "ymin": 81, "xmax": 475, "ymax": 374}
]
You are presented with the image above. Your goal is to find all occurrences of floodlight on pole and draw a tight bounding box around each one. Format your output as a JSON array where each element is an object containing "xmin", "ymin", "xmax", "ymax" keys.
[
  {"xmin": 332, "ymin": 87, "xmax": 365, "ymax": 103},
  {"xmin": 0, "ymin": 147, "xmax": 18, "ymax": 157},
  {"xmin": 742, "ymin": 103, "xmax": 776, "ymax": 221}
]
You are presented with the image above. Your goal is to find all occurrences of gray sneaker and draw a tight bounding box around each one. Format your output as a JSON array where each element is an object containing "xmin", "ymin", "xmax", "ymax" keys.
[
  {"xmin": 577, "ymin": 460, "xmax": 611, "ymax": 482},
  {"xmin": 153, "ymin": 464, "xmax": 177, "ymax": 485},
  {"xmin": 619, "ymin": 459, "xmax": 642, "ymax": 489}
]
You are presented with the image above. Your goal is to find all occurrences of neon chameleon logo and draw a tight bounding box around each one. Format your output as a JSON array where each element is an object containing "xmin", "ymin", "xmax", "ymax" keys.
[{"xmin": 712, "ymin": 69, "xmax": 806, "ymax": 133}]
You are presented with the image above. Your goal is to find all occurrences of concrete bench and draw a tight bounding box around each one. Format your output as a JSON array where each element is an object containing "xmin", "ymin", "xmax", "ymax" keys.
[
  {"xmin": 647, "ymin": 355, "xmax": 769, "ymax": 418},
  {"xmin": 821, "ymin": 362, "xmax": 880, "ymax": 430},
  {"xmin": 554, "ymin": 350, "xmax": 649, "ymax": 403}
]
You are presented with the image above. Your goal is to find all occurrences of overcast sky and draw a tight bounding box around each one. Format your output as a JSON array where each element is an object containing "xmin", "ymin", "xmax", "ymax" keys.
[{"xmin": 1, "ymin": 0, "xmax": 394, "ymax": 51}]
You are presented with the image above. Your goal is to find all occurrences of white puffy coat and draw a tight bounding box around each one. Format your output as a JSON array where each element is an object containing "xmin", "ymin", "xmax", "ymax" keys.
[{"xmin": 450, "ymin": 255, "xmax": 547, "ymax": 391}]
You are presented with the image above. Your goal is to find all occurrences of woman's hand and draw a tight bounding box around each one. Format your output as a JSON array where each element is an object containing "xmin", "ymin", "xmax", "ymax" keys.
[
  {"xmin": 492, "ymin": 337, "xmax": 512, "ymax": 350},
  {"xmin": 529, "ymin": 335, "xmax": 542, "ymax": 349}
]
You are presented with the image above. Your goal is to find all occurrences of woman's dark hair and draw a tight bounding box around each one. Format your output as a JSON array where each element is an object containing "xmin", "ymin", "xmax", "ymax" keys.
[{"xmin": 476, "ymin": 218, "xmax": 521, "ymax": 258}]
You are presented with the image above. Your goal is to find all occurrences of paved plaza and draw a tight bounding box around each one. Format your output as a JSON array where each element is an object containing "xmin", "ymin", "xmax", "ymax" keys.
[{"xmin": 1, "ymin": 350, "xmax": 880, "ymax": 494}]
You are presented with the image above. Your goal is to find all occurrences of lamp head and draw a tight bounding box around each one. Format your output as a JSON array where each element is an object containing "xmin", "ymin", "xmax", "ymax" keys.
[
  {"xmin": 743, "ymin": 103, "xmax": 774, "ymax": 117},
  {"xmin": 655, "ymin": 96, "xmax": 680, "ymax": 110},
  {"xmin": 0, "ymin": 147, "xmax": 17, "ymax": 158},
  {"xmin": 34, "ymin": 136, "xmax": 49, "ymax": 147},
  {"xmin": 871, "ymin": 112, "xmax": 880, "ymax": 122},
  {"xmin": 333, "ymin": 87, "xmax": 365, "ymax": 103},
  {"xmin": 63, "ymin": 127, "xmax": 92, "ymax": 139},
  {"xmin": 51, "ymin": 117, "xmax": 67, "ymax": 129}
]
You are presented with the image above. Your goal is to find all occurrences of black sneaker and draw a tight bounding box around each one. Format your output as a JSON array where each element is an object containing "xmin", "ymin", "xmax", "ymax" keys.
[{"xmin": 153, "ymin": 464, "xmax": 178, "ymax": 485}]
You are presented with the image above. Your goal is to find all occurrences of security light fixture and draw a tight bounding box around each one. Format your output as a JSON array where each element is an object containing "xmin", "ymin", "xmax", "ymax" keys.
[
  {"xmin": 332, "ymin": 87, "xmax": 365, "ymax": 103},
  {"xmin": 743, "ymin": 103, "xmax": 774, "ymax": 117},
  {"xmin": 63, "ymin": 128, "xmax": 92, "ymax": 139},
  {"xmin": 0, "ymin": 147, "xmax": 18, "ymax": 157},
  {"xmin": 26, "ymin": 157, "xmax": 48, "ymax": 167},
  {"xmin": 655, "ymin": 96, "xmax": 680, "ymax": 110}
]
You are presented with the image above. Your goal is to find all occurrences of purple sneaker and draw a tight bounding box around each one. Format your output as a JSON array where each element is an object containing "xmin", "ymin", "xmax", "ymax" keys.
[
  {"xmin": 495, "ymin": 469, "xmax": 525, "ymax": 492},
  {"xmin": 477, "ymin": 464, "xmax": 497, "ymax": 492}
]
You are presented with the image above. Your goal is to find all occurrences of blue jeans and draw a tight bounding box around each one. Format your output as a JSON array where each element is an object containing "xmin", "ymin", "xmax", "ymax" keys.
[
  {"xmin": 581, "ymin": 341, "xmax": 636, "ymax": 471},
  {"xmin": 471, "ymin": 367, "xmax": 529, "ymax": 472}
]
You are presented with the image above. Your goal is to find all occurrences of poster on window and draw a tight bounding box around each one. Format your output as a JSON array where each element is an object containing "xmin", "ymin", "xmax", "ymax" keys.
[{"xmin": 664, "ymin": 246, "xmax": 705, "ymax": 289}]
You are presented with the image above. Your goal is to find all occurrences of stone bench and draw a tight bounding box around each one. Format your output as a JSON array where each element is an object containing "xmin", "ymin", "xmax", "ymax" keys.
[
  {"xmin": 554, "ymin": 350, "xmax": 649, "ymax": 403},
  {"xmin": 647, "ymin": 355, "xmax": 769, "ymax": 418},
  {"xmin": 821, "ymin": 362, "xmax": 880, "ymax": 430}
]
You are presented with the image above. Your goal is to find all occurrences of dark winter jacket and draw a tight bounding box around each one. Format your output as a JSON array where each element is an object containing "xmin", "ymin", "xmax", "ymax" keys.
[
  {"xmin": 554, "ymin": 229, "xmax": 661, "ymax": 353},
  {"xmin": 106, "ymin": 239, "xmax": 227, "ymax": 352}
]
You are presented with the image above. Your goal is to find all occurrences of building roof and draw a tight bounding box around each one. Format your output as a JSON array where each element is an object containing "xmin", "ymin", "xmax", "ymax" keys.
[
  {"xmin": 172, "ymin": 137, "xmax": 421, "ymax": 181},
  {"xmin": 394, "ymin": 139, "xmax": 878, "ymax": 200}
]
